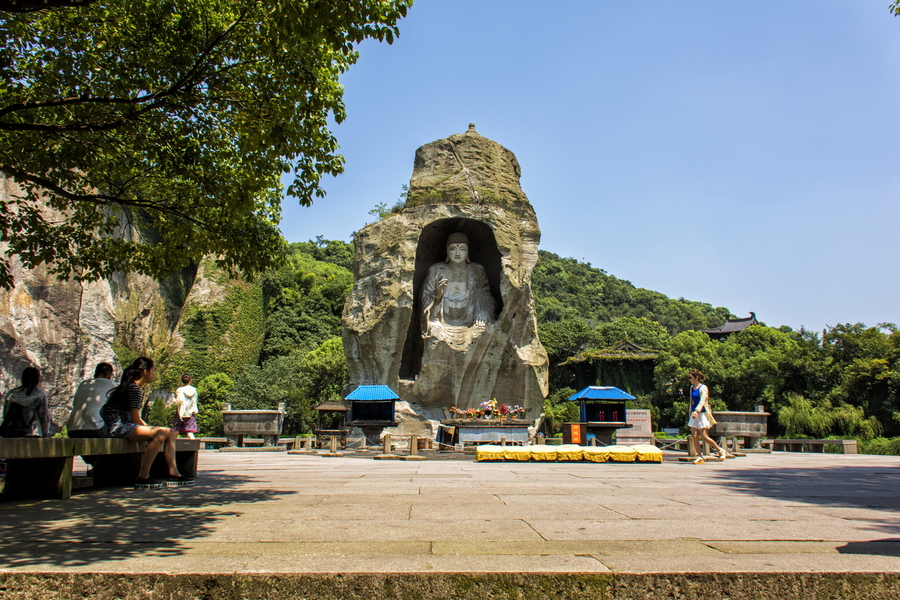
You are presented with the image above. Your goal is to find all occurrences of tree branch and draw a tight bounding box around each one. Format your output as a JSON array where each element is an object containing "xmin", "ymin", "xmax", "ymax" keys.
[
  {"xmin": 0, "ymin": 93, "xmax": 171, "ymax": 119},
  {"xmin": 0, "ymin": 163, "xmax": 206, "ymax": 227}
]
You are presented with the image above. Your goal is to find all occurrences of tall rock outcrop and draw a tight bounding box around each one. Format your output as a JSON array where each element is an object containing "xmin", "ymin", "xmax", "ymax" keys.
[
  {"xmin": 0, "ymin": 255, "xmax": 120, "ymax": 428},
  {"xmin": 342, "ymin": 126, "xmax": 549, "ymax": 422},
  {"xmin": 0, "ymin": 177, "xmax": 261, "ymax": 431}
]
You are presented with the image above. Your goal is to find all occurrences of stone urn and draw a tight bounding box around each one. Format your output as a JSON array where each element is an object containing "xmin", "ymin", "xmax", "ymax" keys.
[{"xmin": 220, "ymin": 402, "xmax": 286, "ymax": 447}]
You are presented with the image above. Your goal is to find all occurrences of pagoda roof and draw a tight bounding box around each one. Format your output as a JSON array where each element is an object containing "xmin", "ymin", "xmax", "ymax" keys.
[
  {"xmin": 560, "ymin": 340, "xmax": 659, "ymax": 366},
  {"xmin": 703, "ymin": 312, "xmax": 758, "ymax": 338}
]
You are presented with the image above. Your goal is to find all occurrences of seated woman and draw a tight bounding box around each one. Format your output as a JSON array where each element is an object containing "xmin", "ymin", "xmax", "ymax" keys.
[
  {"xmin": 100, "ymin": 357, "xmax": 193, "ymax": 489},
  {"xmin": 0, "ymin": 367, "xmax": 50, "ymax": 438}
]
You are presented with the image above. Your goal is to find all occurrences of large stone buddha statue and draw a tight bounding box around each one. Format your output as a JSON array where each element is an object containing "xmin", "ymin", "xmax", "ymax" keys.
[{"xmin": 420, "ymin": 232, "xmax": 495, "ymax": 343}]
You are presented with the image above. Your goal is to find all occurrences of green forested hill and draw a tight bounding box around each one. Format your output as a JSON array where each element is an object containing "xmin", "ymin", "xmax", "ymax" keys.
[
  {"xmin": 158, "ymin": 240, "xmax": 353, "ymax": 436},
  {"xmin": 532, "ymin": 250, "xmax": 731, "ymax": 333},
  {"xmin": 532, "ymin": 251, "xmax": 900, "ymax": 442},
  {"xmin": 531, "ymin": 251, "xmax": 900, "ymax": 443}
]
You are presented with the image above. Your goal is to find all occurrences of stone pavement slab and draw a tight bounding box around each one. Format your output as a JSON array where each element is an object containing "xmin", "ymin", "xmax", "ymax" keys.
[{"xmin": 1, "ymin": 450, "xmax": 900, "ymax": 598}]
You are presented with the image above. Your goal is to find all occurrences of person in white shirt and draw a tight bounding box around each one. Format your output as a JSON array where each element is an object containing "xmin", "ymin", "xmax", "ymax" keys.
[
  {"xmin": 67, "ymin": 362, "xmax": 117, "ymax": 438},
  {"xmin": 172, "ymin": 374, "xmax": 199, "ymax": 439}
]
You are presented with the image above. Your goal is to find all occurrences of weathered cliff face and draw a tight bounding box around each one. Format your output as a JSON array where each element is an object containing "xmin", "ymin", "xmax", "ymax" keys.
[
  {"xmin": 0, "ymin": 255, "xmax": 119, "ymax": 429},
  {"xmin": 0, "ymin": 254, "xmax": 194, "ymax": 431},
  {"xmin": 342, "ymin": 126, "xmax": 549, "ymax": 421},
  {"xmin": 0, "ymin": 178, "xmax": 256, "ymax": 432}
]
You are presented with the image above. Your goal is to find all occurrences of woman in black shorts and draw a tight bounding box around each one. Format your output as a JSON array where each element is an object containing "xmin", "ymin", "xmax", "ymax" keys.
[{"xmin": 101, "ymin": 357, "xmax": 193, "ymax": 489}]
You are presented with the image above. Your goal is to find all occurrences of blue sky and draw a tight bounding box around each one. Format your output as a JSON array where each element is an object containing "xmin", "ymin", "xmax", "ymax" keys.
[{"xmin": 279, "ymin": 1, "xmax": 900, "ymax": 333}]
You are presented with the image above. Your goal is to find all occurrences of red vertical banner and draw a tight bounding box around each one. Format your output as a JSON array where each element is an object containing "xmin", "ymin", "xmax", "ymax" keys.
[{"xmin": 563, "ymin": 423, "xmax": 586, "ymax": 445}]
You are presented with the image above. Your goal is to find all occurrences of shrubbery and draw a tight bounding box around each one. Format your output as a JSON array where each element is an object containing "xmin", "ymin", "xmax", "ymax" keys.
[{"xmin": 858, "ymin": 437, "xmax": 900, "ymax": 455}]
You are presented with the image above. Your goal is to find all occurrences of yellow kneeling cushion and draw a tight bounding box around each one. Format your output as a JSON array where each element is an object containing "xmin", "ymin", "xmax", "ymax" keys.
[
  {"xmin": 503, "ymin": 446, "xmax": 533, "ymax": 461},
  {"xmin": 582, "ymin": 446, "xmax": 610, "ymax": 463},
  {"xmin": 529, "ymin": 446, "xmax": 559, "ymax": 461},
  {"xmin": 476, "ymin": 445, "xmax": 505, "ymax": 461},
  {"xmin": 632, "ymin": 443, "xmax": 663, "ymax": 463},
  {"xmin": 555, "ymin": 444, "xmax": 584, "ymax": 461},
  {"xmin": 606, "ymin": 445, "xmax": 637, "ymax": 462}
]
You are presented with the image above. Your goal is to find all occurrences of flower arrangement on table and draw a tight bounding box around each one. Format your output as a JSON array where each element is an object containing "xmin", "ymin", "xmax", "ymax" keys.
[
  {"xmin": 449, "ymin": 400, "xmax": 526, "ymax": 421},
  {"xmin": 449, "ymin": 407, "xmax": 484, "ymax": 420},
  {"xmin": 481, "ymin": 399, "xmax": 527, "ymax": 419}
]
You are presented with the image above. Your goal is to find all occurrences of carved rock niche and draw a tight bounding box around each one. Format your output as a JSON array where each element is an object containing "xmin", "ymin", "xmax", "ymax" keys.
[{"xmin": 342, "ymin": 125, "xmax": 549, "ymax": 426}]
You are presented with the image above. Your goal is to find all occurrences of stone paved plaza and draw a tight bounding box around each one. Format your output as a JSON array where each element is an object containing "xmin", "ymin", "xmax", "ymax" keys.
[
  {"xmin": 1, "ymin": 450, "xmax": 899, "ymax": 598},
  {"xmin": 2, "ymin": 450, "xmax": 899, "ymax": 572}
]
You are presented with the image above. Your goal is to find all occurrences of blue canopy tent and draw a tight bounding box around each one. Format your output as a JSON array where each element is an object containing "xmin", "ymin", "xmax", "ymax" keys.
[
  {"xmin": 564, "ymin": 386, "xmax": 636, "ymax": 444},
  {"xmin": 345, "ymin": 385, "xmax": 400, "ymax": 425}
]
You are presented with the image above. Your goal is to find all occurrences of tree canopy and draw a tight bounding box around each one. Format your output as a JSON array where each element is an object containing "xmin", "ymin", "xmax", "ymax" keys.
[{"xmin": 0, "ymin": 0, "xmax": 411, "ymax": 288}]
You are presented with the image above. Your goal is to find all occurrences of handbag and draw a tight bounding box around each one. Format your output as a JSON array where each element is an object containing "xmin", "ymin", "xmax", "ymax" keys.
[{"xmin": 704, "ymin": 407, "xmax": 718, "ymax": 427}]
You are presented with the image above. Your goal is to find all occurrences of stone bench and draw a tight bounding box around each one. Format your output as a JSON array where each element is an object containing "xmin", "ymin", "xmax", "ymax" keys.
[
  {"xmin": 760, "ymin": 439, "xmax": 858, "ymax": 454},
  {"xmin": 0, "ymin": 438, "xmax": 200, "ymax": 500}
]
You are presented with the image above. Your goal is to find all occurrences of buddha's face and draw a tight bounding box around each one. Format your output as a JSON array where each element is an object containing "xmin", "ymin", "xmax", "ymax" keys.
[{"xmin": 447, "ymin": 243, "xmax": 468, "ymax": 265}]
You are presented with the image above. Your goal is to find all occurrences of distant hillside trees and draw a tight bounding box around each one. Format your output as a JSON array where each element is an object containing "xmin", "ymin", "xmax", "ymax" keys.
[
  {"xmin": 533, "ymin": 251, "xmax": 900, "ymax": 445},
  {"xmin": 224, "ymin": 240, "xmax": 352, "ymax": 435},
  {"xmin": 532, "ymin": 251, "xmax": 731, "ymax": 334},
  {"xmin": 652, "ymin": 323, "xmax": 899, "ymax": 440},
  {"xmin": 165, "ymin": 239, "xmax": 900, "ymax": 448},
  {"xmin": 260, "ymin": 240, "xmax": 353, "ymax": 362}
]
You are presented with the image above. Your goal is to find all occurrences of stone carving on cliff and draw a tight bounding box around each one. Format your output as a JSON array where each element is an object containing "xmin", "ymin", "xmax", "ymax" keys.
[{"xmin": 342, "ymin": 125, "xmax": 549, "ymax": 425}]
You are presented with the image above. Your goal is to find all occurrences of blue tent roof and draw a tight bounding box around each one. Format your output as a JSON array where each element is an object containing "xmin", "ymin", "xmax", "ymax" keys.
[
  {"xmin": 345, "ymin": 385, "xmax": 401, "ymax": 401},
  {"xmin": 567, "ymin": 386, "xmax": 636, "ymax": 401}
]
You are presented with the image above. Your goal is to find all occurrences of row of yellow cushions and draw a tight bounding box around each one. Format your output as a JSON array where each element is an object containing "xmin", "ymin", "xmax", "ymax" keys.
[{"xmin": 476, "ymin": 444, "xmax": 663, "ymax": 463}]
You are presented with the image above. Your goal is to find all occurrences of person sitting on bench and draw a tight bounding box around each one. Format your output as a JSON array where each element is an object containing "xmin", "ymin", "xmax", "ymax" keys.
[
  {"xmin": 0, "ymin": 367, "xmax": 50, "ymax": 438},
  {"xmin": 100, "ymin": 357, "xmax": 194, "ymax": 489},
  {"xmin": 67, "ymin": 362, "xmax": 116, "ymax": 438}
]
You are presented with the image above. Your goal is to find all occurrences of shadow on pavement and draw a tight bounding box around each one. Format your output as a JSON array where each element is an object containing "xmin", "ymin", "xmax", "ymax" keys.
[
  {"xmin": 0, "ymin": 471, "xmax": 295, "ymax": 568},
  {"xmin": 708, "ymin": 464, "xmax": 900, "ymax": 508},
  {"xmin": 837, "ymin": 540, "xmax": 900, "ymax": 556},
  {"xmin": 707, "ymin": 464, "xmax": 900, "ymax": 536}
]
